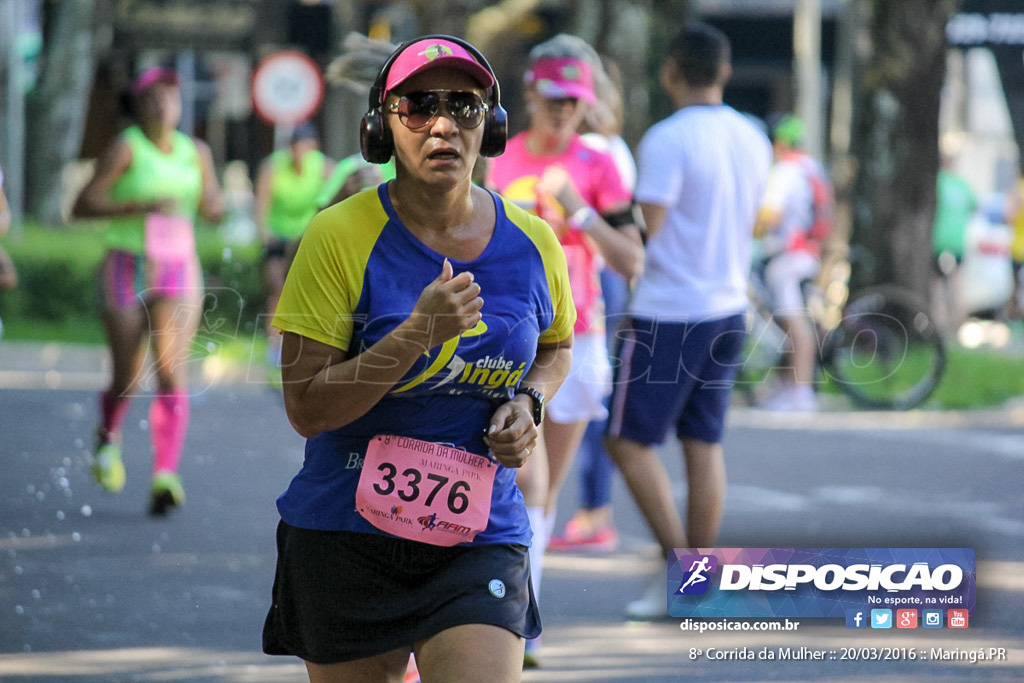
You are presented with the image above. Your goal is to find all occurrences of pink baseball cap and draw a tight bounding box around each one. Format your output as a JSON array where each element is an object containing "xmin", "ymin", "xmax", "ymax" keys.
[
  {"xmin": 384, "ymin": 38, "xmax": 494, "ymax": 96},
  {"xmin": 525, "ymin": 57, "xmax": 595, "ymax": 104},
  {"xmin": 133, "ymin": 66, "xmax": 180, "ymax": 97}
]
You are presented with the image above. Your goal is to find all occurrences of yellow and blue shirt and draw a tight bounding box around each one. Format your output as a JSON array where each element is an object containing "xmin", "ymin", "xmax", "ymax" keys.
[{"xmin": 272, "ymin": 184, "xmax": 574, "ymax": 544}]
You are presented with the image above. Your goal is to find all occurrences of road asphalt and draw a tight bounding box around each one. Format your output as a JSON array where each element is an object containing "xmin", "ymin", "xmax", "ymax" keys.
[{"xmin": 1, "ymin": 340, "xmax": 1022, "ymax": 682}]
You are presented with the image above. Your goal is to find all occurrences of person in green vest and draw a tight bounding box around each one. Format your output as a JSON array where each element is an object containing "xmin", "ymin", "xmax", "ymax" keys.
[
  {"xmin": 315, "ymin": 153, "xmax": 395, "ymax": 210},
  {"xmin": 253, "ymin": 122, "xmax": 335, "ymax": 380},
  {"xmin": 72, "ymin": 66, "xmax": 224, "ymax": 515}
]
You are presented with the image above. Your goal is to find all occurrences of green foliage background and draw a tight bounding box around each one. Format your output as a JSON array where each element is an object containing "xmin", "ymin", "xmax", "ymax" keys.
[
  {"xmin": 0, "ymin": 223, "xmax": 265, "ymax": 345},
  {"xmin": 2, "ymin": 222, "xmax": 1023, "ymax": 410}
]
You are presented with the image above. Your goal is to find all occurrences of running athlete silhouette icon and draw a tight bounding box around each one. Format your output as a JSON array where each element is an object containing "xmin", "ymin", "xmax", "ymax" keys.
[
  {"xmin": 420, "ymin": 512, "xmax": 438, "ymax": 530},
  {"xmin": 679, "ymin": 556, "xmax": 712, "ymax": 593}
]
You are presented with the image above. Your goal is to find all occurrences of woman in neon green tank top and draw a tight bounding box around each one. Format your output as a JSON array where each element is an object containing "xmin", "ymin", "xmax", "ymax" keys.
[
  {"xmin": 253, "ymin": 122, "xmax": 335, "ymax": 380},
  {"xmin": 72, "ymin": 66, "xmax": 223, "ymax": 516}
]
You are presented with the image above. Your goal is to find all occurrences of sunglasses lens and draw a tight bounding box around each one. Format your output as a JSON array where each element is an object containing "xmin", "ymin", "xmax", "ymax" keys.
[
  {"xmin": 447, "ymin": 92, "xmax": 485, "ymax": 129},
  {"xmin": 397, "ymin": 92, "xmax": 441, "ymax": 129},
  {"xmin": 395, "ymin": 91, "xmax": 486, "ymax": 130}
]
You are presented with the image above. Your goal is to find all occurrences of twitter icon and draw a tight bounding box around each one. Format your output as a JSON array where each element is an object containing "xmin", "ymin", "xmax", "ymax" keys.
[{"xmin": 871, "ymin": 609, "xmax": 892, "ymax": 629}]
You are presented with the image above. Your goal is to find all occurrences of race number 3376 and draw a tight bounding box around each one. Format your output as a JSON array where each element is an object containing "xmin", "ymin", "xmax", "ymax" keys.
[{"xmin": 356, "ymin": 435, "xmax": 496, "ymax": 546}]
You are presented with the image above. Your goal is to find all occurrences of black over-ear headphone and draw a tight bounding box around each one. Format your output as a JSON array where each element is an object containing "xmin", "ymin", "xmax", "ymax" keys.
[{"xmin": 360, "ymin": 34, "xmax": 508, "ymax": 164}]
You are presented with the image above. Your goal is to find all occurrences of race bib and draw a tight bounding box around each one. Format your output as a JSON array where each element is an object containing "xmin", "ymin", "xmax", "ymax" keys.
[
  {"xmin": 145, "ymin": 214, "xmax": 195, "ymax": 263},
  {"xmin": 356, "ymin": 435, "xmax": 496, "ymax": 547}
]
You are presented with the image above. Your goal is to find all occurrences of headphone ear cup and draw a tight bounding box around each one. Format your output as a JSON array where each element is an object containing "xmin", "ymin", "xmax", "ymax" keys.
[
  {"xmin": 480, "ymin": 103, "xmax": 507, "ymax": 158},
  {"xmin": 360, "ymin": 111, "xmax": 393, "ymax": 164}
]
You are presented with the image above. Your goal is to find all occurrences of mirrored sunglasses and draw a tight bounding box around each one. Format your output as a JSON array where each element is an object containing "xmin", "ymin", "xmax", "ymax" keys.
[{"xmin": 386, "ymin": 90, "xmax": 488, "ymax": 130}]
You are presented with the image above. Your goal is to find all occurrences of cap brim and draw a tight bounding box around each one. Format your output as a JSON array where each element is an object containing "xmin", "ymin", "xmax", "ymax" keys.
[
  {"xmin": 133, "ymin": 68, "xmax": 180, "ymax": 97},
  {"xmin": 536, "ymin": 81, "xmax": 595, "ymax": 104}
]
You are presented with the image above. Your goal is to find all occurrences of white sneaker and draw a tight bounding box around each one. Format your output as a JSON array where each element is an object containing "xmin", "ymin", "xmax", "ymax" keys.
[
  {"xmin": 787, "ymin": 385, "xmax": 819, "ymax": 412},
  {"xmin": 757, "ymin": 384, "xmax": 818, "ymax": 412},
  {"xmin": 625, "ymin": 573, "xmax": 668, "ymax": 621}
]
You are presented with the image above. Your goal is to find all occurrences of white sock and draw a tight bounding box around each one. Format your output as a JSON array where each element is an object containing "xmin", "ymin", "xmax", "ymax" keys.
[
  {"xmin": 544, "ymin": 509, "xmax": 557, "ymax": 547},
  {"xmin": 527, "ymin": 506, "xmax": 547, "ymax": 599}
]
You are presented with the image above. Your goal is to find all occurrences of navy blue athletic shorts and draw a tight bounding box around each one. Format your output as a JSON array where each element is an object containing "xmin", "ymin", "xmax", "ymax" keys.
[{"xmin": 606, "ymin": 314, "xmax": 746, "ymax": 445}]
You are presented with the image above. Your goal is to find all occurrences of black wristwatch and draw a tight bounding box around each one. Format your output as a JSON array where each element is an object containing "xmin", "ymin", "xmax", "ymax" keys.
[{"xmin": 514, "ymin": 386, "xmax": 545, "ymax": 426}]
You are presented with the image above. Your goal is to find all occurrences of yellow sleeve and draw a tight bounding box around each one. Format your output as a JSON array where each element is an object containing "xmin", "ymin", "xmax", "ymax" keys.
[
  {"xmin": 501, "ymin": 198, "xmax": 576, "ymax": 345},
  {"xmin": 271, "ymin": 191, "xmax": 387, "ymax": 350}
]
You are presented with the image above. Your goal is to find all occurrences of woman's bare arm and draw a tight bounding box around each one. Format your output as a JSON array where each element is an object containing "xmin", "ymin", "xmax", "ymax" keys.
[{"xmin": 281, "ymin": 260, "xmax": 484, "ymax": 438}]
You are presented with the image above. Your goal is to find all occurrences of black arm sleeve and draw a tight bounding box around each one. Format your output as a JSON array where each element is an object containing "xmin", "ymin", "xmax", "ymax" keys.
[{"xmin": 601, "ymin": 201, "xmax": 647, "ymax": 244}]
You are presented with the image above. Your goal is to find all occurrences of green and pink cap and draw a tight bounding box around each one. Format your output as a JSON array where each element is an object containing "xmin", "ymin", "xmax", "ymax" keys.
[{"xmin": 384, "ymin": 38, "xmax": 494, "ymax": 96}]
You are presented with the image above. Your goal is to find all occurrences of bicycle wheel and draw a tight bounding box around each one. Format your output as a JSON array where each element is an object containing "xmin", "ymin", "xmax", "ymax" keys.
[{"xmin": 821, "ymin": 285, "xmax": 945, "ymax": 410}]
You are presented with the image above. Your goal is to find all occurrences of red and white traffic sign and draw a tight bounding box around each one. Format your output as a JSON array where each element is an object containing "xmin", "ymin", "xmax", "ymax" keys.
[{"xmin": 251, "ymin": 50, "xmax": 324, "ymax": 126}]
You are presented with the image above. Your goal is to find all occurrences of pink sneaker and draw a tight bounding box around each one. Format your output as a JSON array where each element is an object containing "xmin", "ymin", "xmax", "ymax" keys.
[
  {"xmin": 405, "ymin": 653, "xmax": 420, "ymax": 683},
  {"xmin": 548, "ymin": 520, "xmax": 619, "ymax": 553}
]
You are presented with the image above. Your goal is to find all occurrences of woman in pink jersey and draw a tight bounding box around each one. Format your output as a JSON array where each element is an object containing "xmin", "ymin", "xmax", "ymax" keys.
[
  {"xmin": 486, "ymin": 33, "xmax": 644, "ymax": 667},
  {"xmin": 72, "ymin": 66, "xmax": 223, "ymax": 515}
]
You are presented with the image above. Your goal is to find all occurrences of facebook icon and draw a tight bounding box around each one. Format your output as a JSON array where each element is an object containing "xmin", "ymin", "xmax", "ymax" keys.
[{"xmin": 846, "ymin": 609, "xmax": 867, "ymax": 629}]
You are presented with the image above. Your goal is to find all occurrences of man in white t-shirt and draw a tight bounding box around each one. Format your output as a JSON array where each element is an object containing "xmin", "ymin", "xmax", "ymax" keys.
[{"xmin": 604, "ymin": 22, "xmax": 772, "ymax": 619}]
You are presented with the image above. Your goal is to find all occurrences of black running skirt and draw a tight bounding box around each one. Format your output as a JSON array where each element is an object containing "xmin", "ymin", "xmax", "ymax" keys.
[{"xmin": 262, "ymin": 521, "xmax": 541, "ymax": 664}]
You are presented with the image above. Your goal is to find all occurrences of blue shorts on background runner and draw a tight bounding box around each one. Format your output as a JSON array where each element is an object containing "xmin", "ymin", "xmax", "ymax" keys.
[{"xmin": 606, "ymin": 314, "xmax": 746, "ymax": 445}]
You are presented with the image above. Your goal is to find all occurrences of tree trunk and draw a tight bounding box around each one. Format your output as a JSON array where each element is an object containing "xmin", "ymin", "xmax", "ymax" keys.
[
  {"xmin": 849, "ymin": 0, "xmax": 958, "ymax": 297},
  {"xmin": 24, "ymin": 0, "xmax": 96, "ymax": 226},
  {"xmin": 568, "ymin": 0, "xmax": 670, "ymax": 149}
]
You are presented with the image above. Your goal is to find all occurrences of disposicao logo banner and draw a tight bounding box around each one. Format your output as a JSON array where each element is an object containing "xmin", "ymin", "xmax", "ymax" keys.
[{"xmin": 667, "ymin": 548, "xmax": 976, "ymax": 618}]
